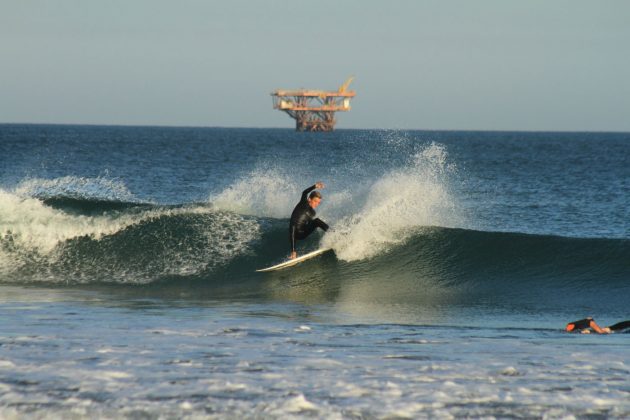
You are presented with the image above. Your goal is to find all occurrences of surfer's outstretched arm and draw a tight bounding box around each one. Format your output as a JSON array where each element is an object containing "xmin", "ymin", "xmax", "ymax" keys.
[
  {"xmin": 588, "ymin": 320, "xmax": 608, "ymax": 334},
  {"xmin": 300, "ymin": 182, "xmax": 325, "ymax": 202}
]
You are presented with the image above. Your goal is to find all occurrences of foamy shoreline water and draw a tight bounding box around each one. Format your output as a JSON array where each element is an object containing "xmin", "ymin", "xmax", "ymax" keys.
[{"xmin": 1, "ymin": 286, "xmax": 628, "ymax": 419}]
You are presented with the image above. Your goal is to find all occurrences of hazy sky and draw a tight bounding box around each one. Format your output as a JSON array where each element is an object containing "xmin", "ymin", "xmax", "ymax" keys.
[{"xmin": 2, "ymin": 1, "xmax": 629, "ymax": 131}]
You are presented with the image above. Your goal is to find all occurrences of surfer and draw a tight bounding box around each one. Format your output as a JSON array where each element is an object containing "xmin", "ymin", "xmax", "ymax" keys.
[
  {"xmin": 565, "ymin": 317, "xmax": 630, "ymax": 334},
  {"xmin": 289, "ymin": 182, "xmax": 329, "ymax": 259}
]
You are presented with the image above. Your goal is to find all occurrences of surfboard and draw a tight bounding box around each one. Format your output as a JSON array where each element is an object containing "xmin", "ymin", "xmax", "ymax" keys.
[{"xmin": 256, "ymin": 248, "xmax": 332, "ymax": 272}]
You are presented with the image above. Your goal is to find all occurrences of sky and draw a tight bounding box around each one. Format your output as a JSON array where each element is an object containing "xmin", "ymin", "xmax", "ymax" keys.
[{"xmin": 1, "ymin": 0, "xmax": 629, "ymax": 131}]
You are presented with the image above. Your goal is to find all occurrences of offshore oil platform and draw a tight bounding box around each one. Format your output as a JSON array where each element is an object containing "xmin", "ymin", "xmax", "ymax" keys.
[{"xmin": 271, "ymin": 77, "xmax": 356, "ymax": 131}]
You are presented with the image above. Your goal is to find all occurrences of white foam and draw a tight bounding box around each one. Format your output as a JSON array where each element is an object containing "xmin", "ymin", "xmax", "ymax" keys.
[
  {"xmin": 14, "ymin": 175, "xmax": 137, "ymax": 202},
  {"xmin": 209, "ymin": 167, "xmax": 299, "ymax": 218},
  {"xmin": 0, "ymin": 360, "xmax": 16, "ymax": 368},
  {"xmin": 500, "ymin": 366, "xmax": 521, "ymax": 376},
  {"xmin": 0, "ymin": 189, "xmax": 133, "ymax": 253},
  {"xmin": 281, "ymin": 394, "xmax": 318, "ymax": 413},
  {"xmin": 322, "ymin": 143, "xmax": 461, "ymax": 261},
  {"xmin": 95, "ymin": 371, "xmax": 133, "ymax": 380},
  {"xmin": 207, "ymin": 143, "xmax": 461, "ymax": 263},
  {"xmin": 209, "ymin": 166, "xmax": 362, "ymax": 222},
  {"xmin": 179, "ymin": 401, "xmax": 193, "ymax": 410}
]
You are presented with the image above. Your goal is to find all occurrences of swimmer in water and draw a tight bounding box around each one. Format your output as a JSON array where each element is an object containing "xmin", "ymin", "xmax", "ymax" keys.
[
  {"xmin": 565, "ymin": 317, "xmax": 630, "ymax": 334},
  {"xmin": 289, "ymin": 182, "xmax": 329, "ymax": 259}
]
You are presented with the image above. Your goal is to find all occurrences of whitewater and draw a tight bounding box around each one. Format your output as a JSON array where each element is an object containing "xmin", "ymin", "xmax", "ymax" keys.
[{"xmin": 1, "ymin": 125, "xmax": 629, "ymax": 418}]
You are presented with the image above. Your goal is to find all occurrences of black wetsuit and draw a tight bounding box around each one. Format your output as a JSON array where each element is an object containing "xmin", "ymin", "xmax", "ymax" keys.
[
  {"xmin": 289, "ymin": 185, "xmax": 329, "ymax": 254},
  {"xmin": 608, "ymin": 320, "xmax": 630, "ymax": 333},
  {"xmin": 566, "ymin": 318, "xmax": 593, "ymax": 332},
  {"xmin": 566, "ymin": 318, "xmax": 630, "ymax": 333}
]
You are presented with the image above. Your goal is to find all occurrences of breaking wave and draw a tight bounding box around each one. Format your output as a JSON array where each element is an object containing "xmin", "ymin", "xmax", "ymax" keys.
[{"xmin": 1, "ymin": 148, "xmax": 627, "ymax": 313}]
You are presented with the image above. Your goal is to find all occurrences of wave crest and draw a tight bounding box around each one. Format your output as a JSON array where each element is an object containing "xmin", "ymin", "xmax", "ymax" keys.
[
  {"xmin": 14, "ymin": 175, "xmax": 137, "ymax": 203},
  {"xmin": 323, "ymin": 143, "xmax": 462, "ymax": 261},
  {"xmin": 0, "ymin": 187, "xmax": 261, "ymax": 284}
]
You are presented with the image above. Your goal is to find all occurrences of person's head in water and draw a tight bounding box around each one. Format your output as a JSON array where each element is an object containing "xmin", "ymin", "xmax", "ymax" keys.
[{"xmin": 308, "ymin": 191, "xmax": 322, "ymax": 209}]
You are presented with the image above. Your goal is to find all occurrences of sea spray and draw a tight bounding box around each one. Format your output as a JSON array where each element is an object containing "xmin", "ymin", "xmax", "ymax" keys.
[
  {"xmin": 209, "ymin": 167, "xmax": 300, "ymax": 218},
  {"xmin": 322, "ymin": 143, "xmax": 461, "ymax": 261},
  {"xmin": 208, "ymin": 141, "xmax": 462, "ymax": 262}
]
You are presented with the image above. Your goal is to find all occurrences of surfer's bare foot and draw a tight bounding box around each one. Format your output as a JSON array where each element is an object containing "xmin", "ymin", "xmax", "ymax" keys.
[{"xmin": 290, "ymin": 252, "xmax": 297, "ymax": 259}]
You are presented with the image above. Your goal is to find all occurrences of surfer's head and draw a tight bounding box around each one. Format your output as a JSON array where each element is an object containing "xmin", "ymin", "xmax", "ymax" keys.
[{"xmin": 308, "ymin": 191, "xmax": 322, "ymax": 209}]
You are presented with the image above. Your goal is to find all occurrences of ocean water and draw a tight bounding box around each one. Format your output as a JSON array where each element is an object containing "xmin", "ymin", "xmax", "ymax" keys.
[{"xmin": 0, "ymin": 124, "xmax": 629, "ymax": 418}]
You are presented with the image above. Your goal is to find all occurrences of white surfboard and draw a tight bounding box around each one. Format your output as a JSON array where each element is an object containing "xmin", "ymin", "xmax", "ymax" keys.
[{"xmin": 256, "ymin": 248, "xmax": 332, "ymax": 272}]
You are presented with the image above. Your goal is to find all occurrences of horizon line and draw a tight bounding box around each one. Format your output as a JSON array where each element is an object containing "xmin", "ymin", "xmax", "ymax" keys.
[{"xmin": 1, "ymin": 121, "xmax": 629, "ymax": 135}]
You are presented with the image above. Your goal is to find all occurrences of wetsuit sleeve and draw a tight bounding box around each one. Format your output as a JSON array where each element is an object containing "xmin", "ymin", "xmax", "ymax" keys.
[
  {"xmin": 300, "ymin": 185, "xmax": 317, "ymax": 203},
  {"xmin": 314, "ymin": 218, "xmax": 329, "ymax": 232}
]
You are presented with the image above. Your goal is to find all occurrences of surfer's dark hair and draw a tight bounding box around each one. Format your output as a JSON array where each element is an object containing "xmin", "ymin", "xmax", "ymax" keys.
[{"xmin": 309, "ymin": 191, "xmax": 322, "ymax": 200}]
